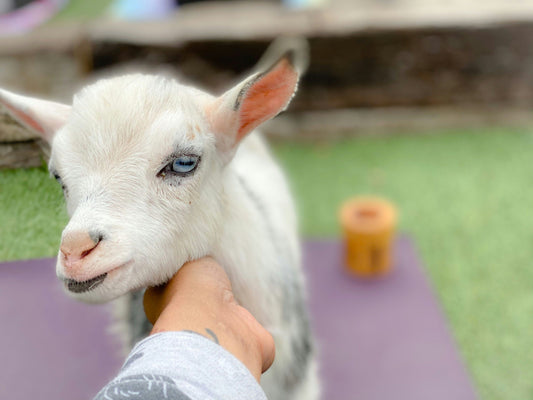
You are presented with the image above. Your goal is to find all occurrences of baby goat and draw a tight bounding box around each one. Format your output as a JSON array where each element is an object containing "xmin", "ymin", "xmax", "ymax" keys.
[{"xmin": 0, "ymin": 39, "xmax": 318, "ymax": 400}]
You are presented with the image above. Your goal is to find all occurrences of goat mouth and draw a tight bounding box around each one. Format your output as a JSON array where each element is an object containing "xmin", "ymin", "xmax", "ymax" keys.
[{"xmin": 64, "ymin": 273, "xmax": 107, "ymax": 293}]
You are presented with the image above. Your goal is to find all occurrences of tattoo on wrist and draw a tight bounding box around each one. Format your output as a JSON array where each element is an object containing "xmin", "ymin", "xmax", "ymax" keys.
[{"xmin": 205, "ymin": 328, "xmax": 219, "ymax": 344}]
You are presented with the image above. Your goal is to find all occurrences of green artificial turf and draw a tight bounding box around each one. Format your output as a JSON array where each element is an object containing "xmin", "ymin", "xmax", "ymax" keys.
[
  {"xmin": 1, "ymin": 128, "xmax": 532, "ymax": 399},
  {"xmin": 274, "ymin": 129, "xmax": 533, "ymax": 400},
  {"xmin": 0, "ymin": 165, "xmax": 67, "ymax": 260},
  {"xmin": 51, "ymin": 0, "xmax": 113, "ymax": 21}
]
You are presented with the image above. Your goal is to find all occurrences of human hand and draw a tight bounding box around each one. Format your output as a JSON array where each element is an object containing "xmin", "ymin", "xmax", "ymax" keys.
[{"xmin": 143, "ymin": 257, "xmax": 275, "ymax": 382}]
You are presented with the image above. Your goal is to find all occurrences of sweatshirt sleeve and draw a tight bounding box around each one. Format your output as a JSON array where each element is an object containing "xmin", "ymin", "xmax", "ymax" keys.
[{"xmin": 93, "ymin": 331, "xmax": 267, "ymax": 400}]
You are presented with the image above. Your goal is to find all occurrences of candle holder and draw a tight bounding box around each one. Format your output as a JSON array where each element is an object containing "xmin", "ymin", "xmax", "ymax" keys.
[{"xmin": 339, "ymin": 197, "xmax": 397, "ymax": 278}]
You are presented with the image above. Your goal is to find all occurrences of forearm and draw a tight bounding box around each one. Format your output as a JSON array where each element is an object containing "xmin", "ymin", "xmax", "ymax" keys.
[{"xmin": 94, "ymin": 331, "xmax": 267, "ymax": 400}]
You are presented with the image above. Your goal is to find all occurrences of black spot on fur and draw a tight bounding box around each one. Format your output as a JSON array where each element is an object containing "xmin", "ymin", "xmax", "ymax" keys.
[
  {"xmin": 128, "ymin": 290, "xmax": 153, "ymax": 347},
  {"xmin": 236, "ymin": 174, "xmax": 314, "ymax": 393}
]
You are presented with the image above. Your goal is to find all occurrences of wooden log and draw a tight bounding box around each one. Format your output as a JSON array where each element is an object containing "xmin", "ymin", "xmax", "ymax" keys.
[
  {"xmin": 264, "ymin": 106, "xmax": 533, "ymax": 141},
  {"xmin": 0, "ymin": 110, "xmax": 37, "ymax": 143},
  {"xmin": 90, "ymin": 22, "xmax": 533, "ymax": 111},
  {"xmin": 0, "ymin": 26, "xmax": 91, "ymax": 168},
  {"xmin": 0, "ymin": 141, "xmax": 44, "ymax": 170}
]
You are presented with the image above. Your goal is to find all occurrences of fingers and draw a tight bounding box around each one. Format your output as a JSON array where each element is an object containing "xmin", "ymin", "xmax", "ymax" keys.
[
  {"xmin": 143, "ymin": 285, "xmax": 164, "ymax": 325},
  {"xmin": 144, "ymin": 257, "xmax": 232, "ymax": 324}
]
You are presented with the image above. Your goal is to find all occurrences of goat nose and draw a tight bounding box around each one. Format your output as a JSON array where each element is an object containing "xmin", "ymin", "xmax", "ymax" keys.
[{"xmin": 60, "ymin": 230, "xmax": 101, "ymax": 264}]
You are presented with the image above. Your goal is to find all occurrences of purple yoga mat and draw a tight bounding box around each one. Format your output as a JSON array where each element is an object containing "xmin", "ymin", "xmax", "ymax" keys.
[
  {"xmin": 305, "ymin": 237, "xmax": 478, "ymax": 400},
  {"xmin": 0, "ymin": 258, "xmax": 122, "ymax": 400},
  {"xmin": 0, "ymin": 237, "xmax": 477, "ymax": 399}
]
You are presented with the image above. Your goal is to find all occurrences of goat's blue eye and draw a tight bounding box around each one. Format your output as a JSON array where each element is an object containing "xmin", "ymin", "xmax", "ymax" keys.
[{"xmin": 171, "ymin": 155, "xmax": 199, "ymax": 174}]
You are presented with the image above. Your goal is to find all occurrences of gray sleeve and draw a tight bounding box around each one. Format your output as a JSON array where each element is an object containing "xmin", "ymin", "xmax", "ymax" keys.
[{"xmin": 94, "ymin": 331, "xmax": 267, "ymax": 400}]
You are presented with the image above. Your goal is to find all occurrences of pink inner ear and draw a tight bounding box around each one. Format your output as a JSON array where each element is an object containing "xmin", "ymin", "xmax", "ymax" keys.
[
  {"xmin": 1, "ymin": 101, "xmax": 45, "ymax": 134},
  {"xmin": 237, "ymin": 58, "xmax": 298, "ymax": 141}
]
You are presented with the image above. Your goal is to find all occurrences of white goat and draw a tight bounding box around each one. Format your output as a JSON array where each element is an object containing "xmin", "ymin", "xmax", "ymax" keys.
[{"xmin": 0, "ymin": 39, "xmax": 318, "ymax": 400}]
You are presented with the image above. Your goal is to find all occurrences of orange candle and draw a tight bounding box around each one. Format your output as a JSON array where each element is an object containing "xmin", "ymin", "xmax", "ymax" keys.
[{"xmin": 339, "ymin": 197, "xmax": 397, "ymax": 277}]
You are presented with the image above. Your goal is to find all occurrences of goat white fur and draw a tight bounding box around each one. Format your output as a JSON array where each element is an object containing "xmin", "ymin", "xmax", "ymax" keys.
[{"xmin": 1, "ymin": 39, "xmax": 318, "ymax": 400}]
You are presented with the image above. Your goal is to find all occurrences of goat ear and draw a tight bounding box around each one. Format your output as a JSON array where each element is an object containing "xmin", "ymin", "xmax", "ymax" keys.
[
  {"xmin": 0, "ymin": 88, "xmax": 71, "ymax": 143},
  {"xmin": 206, "ymin": 38, "xmax": 308, "ymax": 152}
]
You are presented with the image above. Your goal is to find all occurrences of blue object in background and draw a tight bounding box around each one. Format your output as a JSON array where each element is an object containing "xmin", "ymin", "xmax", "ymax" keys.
[
  {"xmin": 109, "ymin": 0, "xmax": 176, "ymax": 20},
  {"xmin": 283, "ymin": 0, "xmax": 328, "ymax": 9},
  {"xmin": 283, "ymin": 0, "xmax": 307, "ymax": 8}
]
